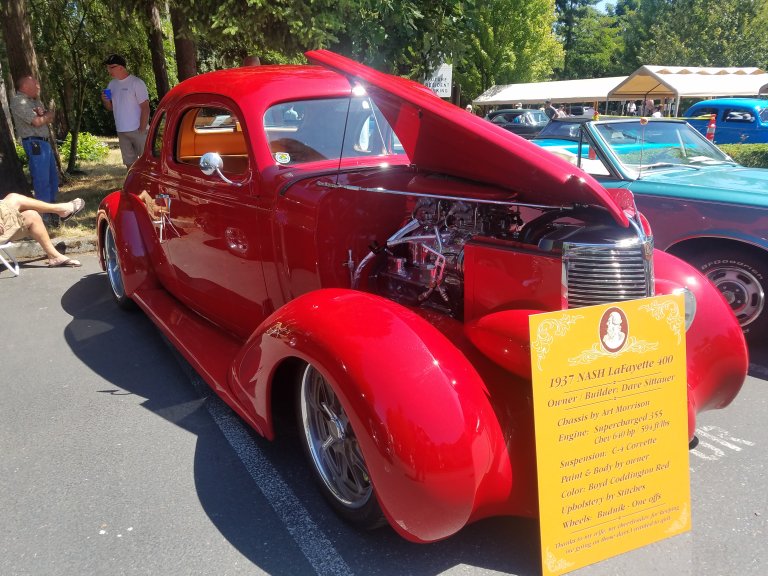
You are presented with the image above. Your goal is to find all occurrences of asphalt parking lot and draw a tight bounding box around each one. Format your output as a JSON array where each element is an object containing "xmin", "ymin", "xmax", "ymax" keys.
[{"xmin": 1, "ymin": 252, "xmax": 765, "ymax": 576}]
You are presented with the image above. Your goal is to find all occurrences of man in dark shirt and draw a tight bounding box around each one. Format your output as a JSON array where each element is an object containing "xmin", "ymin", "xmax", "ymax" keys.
[{"xmin": 544, "ymin": 99, "xmax": 558, "ymax": 120}]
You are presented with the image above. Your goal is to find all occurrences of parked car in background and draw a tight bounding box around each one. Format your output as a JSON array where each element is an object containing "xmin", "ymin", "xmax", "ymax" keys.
[
  {"xmin": 483, "ymin": 108, "xmax": 549, "ymax": 138},
  {"xmin": 533, "ymin": 116, "xmax": 768, "ymax": 340},
  {"xmin": 96, "ymin": 52, "xmax": 747, "ymax": 544},
  {"xmin": 684, "ymin": 98, "xmax": 768, "ymax": 144},
  {"xmin": 567, "ymin": 104, "xmax": 596, "ymax": 117}
]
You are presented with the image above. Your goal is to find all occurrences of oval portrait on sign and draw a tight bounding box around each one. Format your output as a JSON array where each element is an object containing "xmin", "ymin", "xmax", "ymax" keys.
[{"xmin": 599, "ymin": 306, "xmax": 628, "ymax": 353}]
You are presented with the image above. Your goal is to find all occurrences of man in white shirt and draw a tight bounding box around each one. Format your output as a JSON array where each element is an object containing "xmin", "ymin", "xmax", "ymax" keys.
[{"xmin": 101, "ymin": 54, "xmax": 150, "ymax": 168}]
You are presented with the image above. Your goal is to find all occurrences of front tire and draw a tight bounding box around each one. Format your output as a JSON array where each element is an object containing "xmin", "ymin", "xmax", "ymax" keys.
[
  {"xmin": 297, "ymin": 363, "xmax": 384, "ymax": 530},
  {"xmin": 689, "ymin": 248, "xmax": 767, "ymax": 338},
  {"xmin": 103, "ymin": 225, "xmax": 134, "ymax": 310}
]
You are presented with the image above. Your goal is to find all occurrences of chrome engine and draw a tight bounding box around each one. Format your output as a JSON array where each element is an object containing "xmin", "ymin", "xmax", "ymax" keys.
[{"xmin": 357, "ymin": 195, "xmax": 654, "ymax": 319}]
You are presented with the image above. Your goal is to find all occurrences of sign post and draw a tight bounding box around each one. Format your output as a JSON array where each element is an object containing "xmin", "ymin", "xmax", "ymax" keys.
[
  {"xmin": 529, "ymin": 294, "xmax": 691, "ymax": 576},
  {"xmin": 424, "ymin": 63, "xmax": 453, "ymax": 98}
]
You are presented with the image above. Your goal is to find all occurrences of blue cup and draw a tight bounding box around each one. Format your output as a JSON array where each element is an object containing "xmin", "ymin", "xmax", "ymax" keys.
[{"xmin": 103, "ymin": 88, "xmax": 112, "ymax": 100}]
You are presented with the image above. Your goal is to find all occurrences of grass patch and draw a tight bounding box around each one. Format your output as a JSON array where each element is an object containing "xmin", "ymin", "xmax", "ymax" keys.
[{"xmin": 51, "ymin": 138, "xmax": 125, "ymax": 239}]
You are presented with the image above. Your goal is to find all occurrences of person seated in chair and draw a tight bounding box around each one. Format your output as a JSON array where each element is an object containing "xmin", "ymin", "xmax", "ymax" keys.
[{"xmin": 0, "ymin": 193, "xmax": 85, "ymax": 267}]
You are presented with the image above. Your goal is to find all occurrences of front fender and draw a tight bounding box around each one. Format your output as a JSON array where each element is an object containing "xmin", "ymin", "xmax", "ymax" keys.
[
  {"xmin": 231, "ymin": 289, "xmax": 512, "ymax": 543},
  {"xmin": 653, "ymin": 250, "xmax": 748, "ymax": 437},
  {"xmin": 97, "ymin": 191, "xmax": 157, "ymax": 297}
]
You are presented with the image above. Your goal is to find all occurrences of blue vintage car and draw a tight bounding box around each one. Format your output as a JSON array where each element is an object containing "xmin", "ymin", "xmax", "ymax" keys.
[
  {"xmin": 684, "ymin": 98, "xmax": 768, "ymax": 144},
  {"xmin": 533, "ymin": 117, "xmax": 768, "ymax": 340}
]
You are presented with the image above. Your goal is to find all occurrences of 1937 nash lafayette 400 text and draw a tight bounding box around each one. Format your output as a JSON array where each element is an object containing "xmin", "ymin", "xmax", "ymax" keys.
[{"xmin": 97, "ymin": 51, "xmax": 748, "ymax": 543}]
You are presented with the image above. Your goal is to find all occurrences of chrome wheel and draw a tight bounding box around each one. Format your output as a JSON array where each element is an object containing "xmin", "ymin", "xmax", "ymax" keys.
[
  {"xmin": 104, "ymin": 226, "xmax": 133, "ymax": 309},
  {"xmin": 691, "ymin": 248, "xmax": 767, "ymax": 338},
  {"xmin": 299, "ymin": 364, "xmax": 372, "ymax": 509},
  {"xmin": 705, "ymin": 265, "xmax": 764, "ymax": 328}
]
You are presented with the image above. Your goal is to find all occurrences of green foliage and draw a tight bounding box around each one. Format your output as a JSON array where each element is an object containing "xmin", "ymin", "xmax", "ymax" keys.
[
  {"xmin": 14, "ymin": 133, "xmax": 108, "ymax": 167},
  {"xmin": 334, "ymin": 0, "xmax": 470, "ymax": 80},
  {"xmin": 720, "ymin": 144, "xmax": 768, "ymax": 168},
  {"xmin": 60, "ymin": 132, "xmax": 109, "ymax": 164},
  {"xmin": 15, "ymin": 142, "xmax": 27, "ymax": 168},
  {"xmin": 459, "ymin": 0, "xmax": 563, "ymax": 99},
  {"xmin": 623, "ymin": 0, "xmax": 768, "ymax": 69},
  {"xmin": 560, "ymin": 8, "xmax": 625, "ymax": 78}
]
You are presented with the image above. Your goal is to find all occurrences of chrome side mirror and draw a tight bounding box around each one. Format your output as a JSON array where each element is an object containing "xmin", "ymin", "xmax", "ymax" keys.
[{"xmin": 199, "ymin": 152, "xmax": 244, "ymax": 186}]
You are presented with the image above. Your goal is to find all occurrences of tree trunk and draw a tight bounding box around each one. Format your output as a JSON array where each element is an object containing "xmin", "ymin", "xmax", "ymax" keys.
[
  {"xmin": 1, "ymin": 0, "xmax": 39, "ymax": 83},
  {"xmin": 145, "ymin": 0, "xmax": 170, "ymax": 99},
  {"xmin": 170, "ymin": 5, "xmax": 197, "ymax": 81},
  {"xmin": 0, "ymin": 60, "xmax": 29, "ymax": 196}
]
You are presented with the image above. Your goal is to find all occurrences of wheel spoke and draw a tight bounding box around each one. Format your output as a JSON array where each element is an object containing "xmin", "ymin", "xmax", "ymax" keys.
[{"xmin": 300, "ymin": 364, "xmax": 373, "ymax": 508}]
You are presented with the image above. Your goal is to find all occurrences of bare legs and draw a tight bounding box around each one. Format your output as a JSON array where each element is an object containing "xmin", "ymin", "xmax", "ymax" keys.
[
  {"xmin": 3, "ymin": 193, "xmax": 82, "ymax": 266},
  {"xmin": 2, "ymin": 192, "xmax": 79, "ymax": 218}
]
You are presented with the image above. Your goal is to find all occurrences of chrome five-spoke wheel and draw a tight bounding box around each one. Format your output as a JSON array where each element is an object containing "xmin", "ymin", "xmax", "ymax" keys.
[{"xmin": 297, "ymin": 363, "xmax": 384, "ymax": 529}]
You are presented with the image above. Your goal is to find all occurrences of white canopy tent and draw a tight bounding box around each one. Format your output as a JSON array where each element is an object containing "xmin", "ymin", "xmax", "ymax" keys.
[
  {"xmin": 608, "ymin": 66, "xmax": 768, "ymax": 115},
  {"xmin": 473, "ymin": 66, "xmax": 768, "ymax": 115},
  {"xmin": 472, "ymin": 76, "xmax": 627, "ymax": 107}
]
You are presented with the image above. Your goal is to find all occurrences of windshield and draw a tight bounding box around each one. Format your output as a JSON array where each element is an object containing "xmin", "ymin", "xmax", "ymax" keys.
[
  {"xmin": 526, "ymin": 110, "xmax": 549, "ymax": 126},
  {"xmin": 264, "ymin": 96, "xmax": 404, "ymax": 166},
  {"xmin": 593, "ymin": 120, "xmax": 734, "ymax": 170},
  {"xmin": 536, "ymin": 120, "xmax": 585, "ymax": 140}
]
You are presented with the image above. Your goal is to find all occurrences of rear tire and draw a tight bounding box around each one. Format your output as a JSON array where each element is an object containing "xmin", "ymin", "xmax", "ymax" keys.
[
  {"xmin": 296, "ymin": 363, "xmax": 385, "ymax": 530},
  {"xmin": 688, "ymin": 248, "xmax": 767, "ymax": 338},
  {"xmin": 103, "ymin": 226, "xmax": 135, "ymax": 310}
]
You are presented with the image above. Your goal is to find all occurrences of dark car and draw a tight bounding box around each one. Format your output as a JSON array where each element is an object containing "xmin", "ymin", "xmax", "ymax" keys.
[
  {"xmin": 533, "ymin": 116, "xmax": 768, "ymax": 339},
  {"xmin": 483, "ymin": 108, "xmax": 549, "ymax": 138}
]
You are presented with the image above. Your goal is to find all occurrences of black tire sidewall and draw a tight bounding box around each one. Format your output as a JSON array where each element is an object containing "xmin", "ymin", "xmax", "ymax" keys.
[{"xmin": 695, "ymin": 251, "xmax": 766, "ymax": 337}]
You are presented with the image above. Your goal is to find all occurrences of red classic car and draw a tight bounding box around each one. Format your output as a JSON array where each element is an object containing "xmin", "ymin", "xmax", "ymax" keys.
[{"xmin": 97, "ymin": 50, "xmax": 747, "ymax": 544}]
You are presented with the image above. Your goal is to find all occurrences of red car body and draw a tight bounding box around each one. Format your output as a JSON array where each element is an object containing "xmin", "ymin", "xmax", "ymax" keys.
[{"xmin": 97, "ymin": 50, "xmax": 747, "ymax": 543}]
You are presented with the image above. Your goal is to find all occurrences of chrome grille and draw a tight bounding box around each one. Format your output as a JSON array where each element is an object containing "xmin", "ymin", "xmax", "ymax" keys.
[{"xmin": 563, "ymin": 240, "xmax": 654, "ymax": 308}]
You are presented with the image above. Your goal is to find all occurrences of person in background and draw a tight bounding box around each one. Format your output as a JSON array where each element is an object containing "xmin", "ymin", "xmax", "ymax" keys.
[
  {"xmin": 101, "ymin": 54, "xmax": 150, "ymax": 168},
  {"xmin": 515, "ymin": 102, "xmax": 523, "ymax": 109},
  {"xmin": 557, "ymin": 105, "xmax": 567, "ymax": 118},
  {"xmin": 242, "ymin": 55, "xmax": 261, "ymax": 66},
  {"xmin": 0, "ymin": 193, "xmax": 84, "ymax": 267},
  {"xmin": 627, "ymin": 100, "xmax": 637, "ymax": 116},
  {"xmin": 644, "ymin": 98, "xmax": 655, "ymax": 116},
  {"xmin": 10, "ymin": 76, "xmax": 59, "ymax": 216},
  {"xmin": 652, "ymin": 105, "xmax": 663, "ymax": 118},
  {"xmin": 465, "ymin": 104, "xmax": 473, "ymax": 113},
  {"xmin": 544, "ymin": 99, "xmax": 557, "ymax": 120}
]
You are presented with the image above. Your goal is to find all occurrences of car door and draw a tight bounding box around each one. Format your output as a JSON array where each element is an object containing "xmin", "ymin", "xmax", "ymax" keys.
[{"xmin": 158, "ymin": 98, "xmax": 272, "ymax": 339}]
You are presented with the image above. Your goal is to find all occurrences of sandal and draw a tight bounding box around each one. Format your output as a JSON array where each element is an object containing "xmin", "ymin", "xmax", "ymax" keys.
[
  {"xmin": 61, "ymin": 198, "xmax": 85, "ymax": 222},
  {"xmin": 48, "ymin": 257, "xmax": 82, "ymax": 268}
]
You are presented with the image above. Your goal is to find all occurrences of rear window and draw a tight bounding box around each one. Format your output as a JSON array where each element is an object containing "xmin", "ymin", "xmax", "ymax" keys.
[
  {"xmin": 722, "ymin": 108, "xmax": 756, "ymax": 123},
  {"xmin": 175, "ymin": 106, "xmax": 249, "ymax": 174}
]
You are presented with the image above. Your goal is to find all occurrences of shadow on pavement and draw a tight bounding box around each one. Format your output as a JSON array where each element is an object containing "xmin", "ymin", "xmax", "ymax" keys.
[{"xmin": 59, "ymin": 271, "xmax": 544, "ymax": 576}]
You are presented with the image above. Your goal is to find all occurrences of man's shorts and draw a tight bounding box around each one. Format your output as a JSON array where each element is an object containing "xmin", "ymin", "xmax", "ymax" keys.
[{"xmin": 0, "ymin": 201, "xmax": 29, "ymax": 244}]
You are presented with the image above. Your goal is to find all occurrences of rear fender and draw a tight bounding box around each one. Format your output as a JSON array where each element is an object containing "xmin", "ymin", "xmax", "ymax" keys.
[
  {"xmin": 97, "ymin": 191, "xmax": 157, "ymax": 296},
  {"xmin": 231, "ymin": 289, "xmax": 512, "ymax": 543}
]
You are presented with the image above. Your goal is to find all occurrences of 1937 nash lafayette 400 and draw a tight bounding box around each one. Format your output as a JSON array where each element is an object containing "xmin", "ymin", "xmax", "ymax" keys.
[{"xmin": 97, "ymin": 51, "xmax": 748, "ymax": 543}]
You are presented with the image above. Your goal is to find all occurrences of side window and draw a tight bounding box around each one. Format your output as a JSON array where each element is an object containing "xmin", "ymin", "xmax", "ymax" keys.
[
  {"xmin": 151, "ymin": 112, "xmax": 166, "ymax": 157},
  {"xmin": 691, "ymin": 106, "xmax": 717, "ymax": 117},
  {"xmin": 723, "ymin": 108, "xmax": 755, "ymax": 123},
  {"xmin": 264, "ymin": 97, "xmax": 402, "ymax": 166},
  {"xmin": 175, "ymin": 106, "xmax": 249, "ymax": 174}
]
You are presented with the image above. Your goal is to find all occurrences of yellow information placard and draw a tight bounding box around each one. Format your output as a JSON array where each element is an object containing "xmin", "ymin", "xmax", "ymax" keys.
[{"xmin": 529, "ymin": 294, "xmax": 691, "ymax": 576}]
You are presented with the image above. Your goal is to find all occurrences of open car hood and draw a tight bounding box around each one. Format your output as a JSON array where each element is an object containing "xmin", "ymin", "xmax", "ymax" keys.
[{"xmin": 306, "ymin": 50, "xmax": 629, "ymax": 226}]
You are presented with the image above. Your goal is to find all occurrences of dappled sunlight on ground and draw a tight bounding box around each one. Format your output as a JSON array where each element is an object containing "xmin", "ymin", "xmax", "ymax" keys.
[{"xmin": 54, "ymin": 140, "xmax": 125, "ymax": 238}]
